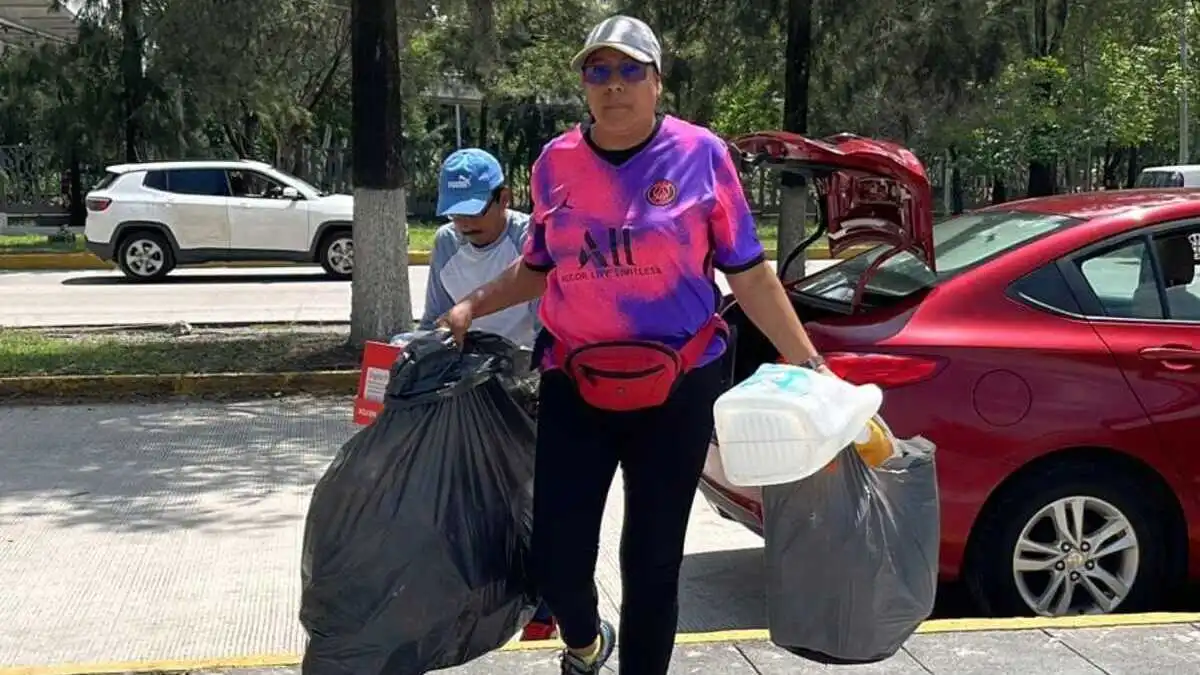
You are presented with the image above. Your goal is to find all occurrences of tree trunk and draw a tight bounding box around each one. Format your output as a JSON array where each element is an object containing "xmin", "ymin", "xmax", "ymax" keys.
[
  {"xmin": 1124, "ymin": 146, "xmax": 1141, "ymax": 188},
  {"xmin": 68, "ymin": 147, "xmax": 85, "ymax": 229},
  {"xmin": 349, "ymin": 0, "xmax": 411, "ymax": 346},
  {"xmin": 778, "ymin": 0, "xmax": 813, "ymax": 283},
  {"xmin": 991, "ymin": 176, "xmax": 1007, "ymax": 204},
  {"xmin": 1027, "ymin": 159, "xmax": 1056, "ymax": 197},
  {"xmin": 949, "ymin": 146, "xmax": 964, "ymax": 214},
  {"xmin": 479, "ymin": 101, "xmax": 490, "ymax": 150},
  {"xmin": 120, "ymin": 0, "xmax": 143, "ymax": 163}
]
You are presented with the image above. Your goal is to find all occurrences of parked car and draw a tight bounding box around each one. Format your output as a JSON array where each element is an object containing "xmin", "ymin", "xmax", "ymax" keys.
[
  {"xmin": 702, "ymin": 131, "xmax": 1200, "ymax": 619},
  {"xmin": 1135, "ymin": 164, "xmax": 1200, "ymax": 188},
  {"xmin": 83, "ymin": 160, "xmax": 355, "ymax": 281}
]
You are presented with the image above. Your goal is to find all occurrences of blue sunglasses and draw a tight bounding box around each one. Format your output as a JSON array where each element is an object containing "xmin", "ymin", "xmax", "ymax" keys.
[{"xmin": 582, "ymin": 61, "xmax": 651, "ymax": 85}]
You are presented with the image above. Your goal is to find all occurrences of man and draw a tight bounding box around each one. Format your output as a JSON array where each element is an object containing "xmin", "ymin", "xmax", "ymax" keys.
[
  {"xmin": 419, "ymin": 147, "xmax": 556, "ymax": 641},
  {"xmin": 418, "ymin": 148, "xmax": 539, "ymax": 349}
]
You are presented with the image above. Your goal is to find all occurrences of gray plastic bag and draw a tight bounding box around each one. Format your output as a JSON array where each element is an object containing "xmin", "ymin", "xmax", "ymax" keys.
[{"xmin": 762, "ymin": 434, "xmax": 939, "ymax": 664}]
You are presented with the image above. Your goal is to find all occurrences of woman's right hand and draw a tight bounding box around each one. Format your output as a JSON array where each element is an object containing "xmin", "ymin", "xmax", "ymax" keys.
[{"xmin": 437, "ymin": 301, "xmax": 475, "ymax": 347}]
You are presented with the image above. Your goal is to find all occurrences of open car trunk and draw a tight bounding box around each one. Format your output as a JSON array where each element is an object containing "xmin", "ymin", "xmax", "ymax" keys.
[
  {"xmin": 728, "ymin": 131, "xmax": 935, "ymax": 304},
  {"xmin": 717, "ymin": 131, "xmax": 937, "ymax": 390}
]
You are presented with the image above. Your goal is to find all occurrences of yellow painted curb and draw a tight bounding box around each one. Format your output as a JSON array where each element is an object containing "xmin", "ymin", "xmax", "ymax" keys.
[
  {"xmin": 6, "ymin": 612, "xmax": 1199, "ymax": 673},
  {"xmin": 0, "ymin": 370, "xmax": 359, "ymax": 401},
  {"xmin": 0, "ymin": 252, "xmax": 111, "ymax": 270},
  {"xmin": 0, "ymin": 654, "xmax": 304, "ymax": 675},
  {"xmin": 501, "ymin": 611, "xmax": 1200, "ymax": 651}
]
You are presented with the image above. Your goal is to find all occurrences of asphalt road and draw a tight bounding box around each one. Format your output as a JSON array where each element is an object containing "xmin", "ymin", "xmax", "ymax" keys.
[{"xmin": 0, "ymin": 260, "xmax": 840, "ymax": 328}]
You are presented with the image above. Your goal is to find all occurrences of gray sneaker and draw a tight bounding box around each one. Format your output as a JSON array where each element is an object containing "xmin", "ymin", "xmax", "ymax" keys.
[{"xmin": 560, "ymin": 619, "xmax": 615, "ymax": 674}]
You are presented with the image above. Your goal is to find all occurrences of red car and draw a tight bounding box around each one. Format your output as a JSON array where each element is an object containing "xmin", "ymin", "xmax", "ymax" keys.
[{"xmin": 702, "ymin": 131, "xmax": 1200, "ymax": 618}]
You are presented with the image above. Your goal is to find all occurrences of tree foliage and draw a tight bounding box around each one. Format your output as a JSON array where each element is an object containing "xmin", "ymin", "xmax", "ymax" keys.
[{"xmin": 3, "ymin": 0, "xmax": 1200, "ymax": 211}]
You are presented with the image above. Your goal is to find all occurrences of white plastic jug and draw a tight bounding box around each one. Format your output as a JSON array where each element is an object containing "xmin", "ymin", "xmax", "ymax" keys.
[{"xmin": 713, "ymin": 363, "xmax": 883, "ymax": 487}]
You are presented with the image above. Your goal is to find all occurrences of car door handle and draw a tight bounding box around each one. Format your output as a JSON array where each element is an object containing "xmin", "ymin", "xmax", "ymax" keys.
[{"xmin": 1139, "ymin": 345, "xmax": 1200, "ymax": 370}]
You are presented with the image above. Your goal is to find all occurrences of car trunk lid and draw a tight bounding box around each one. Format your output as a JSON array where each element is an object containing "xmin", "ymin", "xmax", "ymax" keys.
[{"xmin": 728, "ymin": 131, "xmax": 935, "ymax": 309}]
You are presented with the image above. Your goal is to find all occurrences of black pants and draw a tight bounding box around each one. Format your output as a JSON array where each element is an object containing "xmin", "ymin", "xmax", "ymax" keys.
[{"xmin": 531, "ymin": 360, "xmax": 723, "ymax": 675}]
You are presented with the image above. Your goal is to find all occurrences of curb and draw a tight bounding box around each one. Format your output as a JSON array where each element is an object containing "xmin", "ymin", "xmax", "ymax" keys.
[
  {"xmin": 0, "ymin": 370, "xmax": 359, "ymax": 403},
  {"xmin": 0, "ymin": 248, "xmax": 847, "ymax": 272},
  {"xmin": 2, "ymin": 612, "xmax": 1198, "ymax": 674}
]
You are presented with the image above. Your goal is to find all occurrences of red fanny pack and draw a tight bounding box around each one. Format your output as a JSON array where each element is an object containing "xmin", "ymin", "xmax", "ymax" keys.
[{"xmin": 551, "ymin": 315, "xmax": 728, "ymax": 412}]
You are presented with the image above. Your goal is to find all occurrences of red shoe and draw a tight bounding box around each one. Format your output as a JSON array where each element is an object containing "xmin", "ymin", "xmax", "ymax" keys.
[{"xmin": 521, "ymin": 617, "xmax": 559, "ymax": 641}]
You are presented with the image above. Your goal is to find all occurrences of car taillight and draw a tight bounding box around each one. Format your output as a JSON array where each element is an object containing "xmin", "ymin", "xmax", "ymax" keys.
[
  {"xmin": 824, "ymin": 352, "xmax": 943, "ymax": 388},
  {"xmin": 86, "ymin": 197, "xmax": 112, "ymax": 211},
  {"xmin": 778, "ymin": 351, "xmax": 943, "ymax": 388}
]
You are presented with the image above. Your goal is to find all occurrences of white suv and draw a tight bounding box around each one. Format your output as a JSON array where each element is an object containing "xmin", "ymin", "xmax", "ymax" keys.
[{"xmin": 84, "ymin": 159, "xmax": 355, "ymax": 281}]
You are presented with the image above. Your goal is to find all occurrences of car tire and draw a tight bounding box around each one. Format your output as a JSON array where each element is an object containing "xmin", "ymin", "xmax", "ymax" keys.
[
  {"xmin": 964, "ymin": 458, "xmax": 1180, "ymax": 618},
  {"xmin": 318, "ymin": 230, "xmax": 353, "ymax": 280},
  {"xmin": 116, "ymin": 230, "xmax": 175, "ymax": 282}
]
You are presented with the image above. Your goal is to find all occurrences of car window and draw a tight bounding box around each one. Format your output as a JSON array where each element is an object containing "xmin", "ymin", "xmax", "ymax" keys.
[
  {"xmin": 1075, "ymin": 227, "xmax": 1200, "ymax": 322},
  {"xmin": 165, "ymin": 169, "xmax": 230, "ymax": 197},
  {"xmin": 793, "ymin": 211, "xmax": 1083, "ymax": 304},
  {"xmin": 1135, "ymin": 170, "xmax": 1185, "ymax": 188},
  {"xmin": 1155, "ymin": 227, "xmax": 1200, "ymax": 320},
  {"xmin": 1077, "ymin": 240, "xmax": 1160, "ymax": 319},
  {"xmin": 143, "ymin": 170, "xmax": 167, "ymax": 191},
  {"xmin": 228, "ymin": 170, "xmax": 287, "ymax": 199},
  {"xmin": 1010, "ymin": 263, "xmax": 1083, "ymax": 315}
]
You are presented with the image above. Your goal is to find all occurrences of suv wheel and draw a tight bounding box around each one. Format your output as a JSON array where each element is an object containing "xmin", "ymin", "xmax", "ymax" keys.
[
  {"xmin": 319, "ymin": 231, "xmax": 353, "ymax": 280},
  {"xmin": 116, "ymin": 231, "xmax": 175, "ymax": 282}
]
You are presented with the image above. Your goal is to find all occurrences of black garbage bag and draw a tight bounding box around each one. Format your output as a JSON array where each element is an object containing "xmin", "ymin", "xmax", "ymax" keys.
[
  {"xmin": 762, "ymin": 434, "xmax": 939, "ymax": 664},
  {"xmin": 300, "ymin": 330, "xmax": 539, "ymax": 675}
]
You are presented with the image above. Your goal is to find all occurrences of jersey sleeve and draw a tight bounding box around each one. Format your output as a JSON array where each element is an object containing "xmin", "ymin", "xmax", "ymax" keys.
[
  {"xmin": 522, "ymin": 155, "xmax": 556, "ymax": 272},
  {"xmin": 709, "ymin": 139, "xmax": 767, "ymax": 274}
]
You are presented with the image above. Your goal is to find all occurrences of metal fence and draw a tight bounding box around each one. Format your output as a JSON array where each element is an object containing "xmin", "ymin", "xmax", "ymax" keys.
[{"xmin": 0, "ymin": 140, "xmax": 1017, "ymax": 236}]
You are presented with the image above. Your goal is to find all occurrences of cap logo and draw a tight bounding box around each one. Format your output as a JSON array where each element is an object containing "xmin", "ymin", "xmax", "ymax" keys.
[
  {"xmin": 646, "ymin": 179, "xmax": 677, "ymax": 206},
  {"xmin": 447, "ymin": 174, "xmax": 472, "ymax": 189}
]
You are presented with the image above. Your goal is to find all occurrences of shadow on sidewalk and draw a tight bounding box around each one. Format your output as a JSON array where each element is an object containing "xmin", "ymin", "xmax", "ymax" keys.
[
  {"xmin": 0, "ymin": 396, "xmax": 355, "ymax": 533},
  {"xmin": 678, "ymin": 547, "xmax": 767, "ymax": 632}
]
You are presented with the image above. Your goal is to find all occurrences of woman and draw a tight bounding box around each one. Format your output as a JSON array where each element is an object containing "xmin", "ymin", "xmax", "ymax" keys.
[{"xmin": 440, "ymin": 15, "xmax": 834, "ymax": 675}]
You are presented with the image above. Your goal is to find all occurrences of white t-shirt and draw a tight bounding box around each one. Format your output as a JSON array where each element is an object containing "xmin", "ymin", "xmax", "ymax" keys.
[{"xmin": 418, "ymin": 210, "xmax": 539, "ymax": 347}]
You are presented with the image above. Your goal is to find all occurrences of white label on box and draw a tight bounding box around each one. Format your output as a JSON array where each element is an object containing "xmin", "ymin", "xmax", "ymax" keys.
[{"xmin": 363, "ymin": 367, "xmax": 391, "ymax": 402}]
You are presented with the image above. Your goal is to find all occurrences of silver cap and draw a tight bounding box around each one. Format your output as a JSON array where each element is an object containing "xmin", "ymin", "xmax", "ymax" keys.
[{"xmin": 570, "ymin": 15, "xmax": 662, "ymax": 72}]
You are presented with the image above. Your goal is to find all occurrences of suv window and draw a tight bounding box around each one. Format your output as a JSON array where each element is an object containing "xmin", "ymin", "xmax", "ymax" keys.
[
  {"xmin": 164, "ymin": 169, "xmax": 230, "ymax": 196},
  {"xmin": 143, "ymin": 170, "xmax": 167, "ymax": 190},
  {"xmin": 793, "ymin": 211, "xmax": 1083, "ymax": 305},
  {"xmin": 1134, "ymin": 170, "xmax": 1185, "ymax": 188},
  {"xmin": 228, "ymin": 169, "xmax": 287, "ymax": 198},
  {"xmin": 1075, "ymin": 226, "xmax": 1200, "ymax": 321}
]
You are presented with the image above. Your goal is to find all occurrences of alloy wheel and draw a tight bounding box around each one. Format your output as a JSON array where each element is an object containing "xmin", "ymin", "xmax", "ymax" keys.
[
  {"xmin": 1011, "ymin": 495, "xmax": 1139, "ymax": 616},
  {"xmin": 327, "ymin": 237, "xmax": 353, "ymax": 275},
  {"xmin": 124, "ymin": 238, "xmax": 166, "ymax": 277}
]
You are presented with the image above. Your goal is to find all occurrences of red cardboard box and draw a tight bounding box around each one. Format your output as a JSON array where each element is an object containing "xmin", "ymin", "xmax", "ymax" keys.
[{"xmin": 352, "ymin": 340, "xmax": 405, "ymax": 425}]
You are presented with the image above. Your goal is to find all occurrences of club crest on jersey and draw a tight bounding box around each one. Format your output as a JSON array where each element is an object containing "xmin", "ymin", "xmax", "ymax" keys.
[{"xmin": 645, "ymin": 179, "xmax": 677, "ymax": 207}]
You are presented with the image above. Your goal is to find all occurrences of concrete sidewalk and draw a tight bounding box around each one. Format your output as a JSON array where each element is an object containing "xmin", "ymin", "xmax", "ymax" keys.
[
  {"xmin": 34, "ymin": 619, "xmax": 1200, "ymax": 674},
  {"xmin": 375, "ymin": 620, "xmax": 1200, "ymax": 673},
  {"xmin": 0, "ymin": 396, "xmax": 762, "ymax": 669},
  {"xmin": 4, "ymin": 397, "xmax": 1200, "ymax": 674}
]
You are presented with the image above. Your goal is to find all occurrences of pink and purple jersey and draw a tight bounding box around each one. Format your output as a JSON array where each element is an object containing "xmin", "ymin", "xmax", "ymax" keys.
[{"xmin": 523, "ymin": 115, "xmax": 766, "ymax": 367}]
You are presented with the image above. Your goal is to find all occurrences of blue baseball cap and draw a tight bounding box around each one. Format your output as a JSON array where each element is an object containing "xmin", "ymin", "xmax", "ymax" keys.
[{"xmin": 437, "ymin": 148, "xmax": 505, "ymax": 217}]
